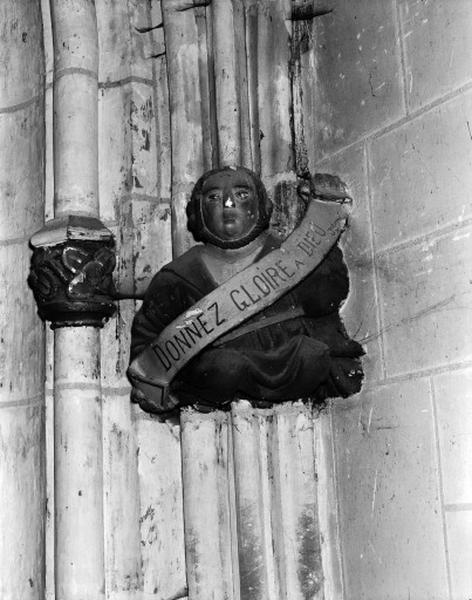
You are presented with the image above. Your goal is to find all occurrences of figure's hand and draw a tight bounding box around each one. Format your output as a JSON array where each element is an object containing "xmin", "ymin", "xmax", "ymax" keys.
[
  {"xmin": 130, "ymin": 386, "xmax": 158, "ymax": 414},
  {"xmin": 298, "ymin": 173, "xmax": 352, "ymax": 204},
  {"xmin": 329, "ymin": 358, "xmax": 364, "ymax": 397},
  {"xmin": 130, "ymin": 385, "xmax": 179, "ymax": 415}
]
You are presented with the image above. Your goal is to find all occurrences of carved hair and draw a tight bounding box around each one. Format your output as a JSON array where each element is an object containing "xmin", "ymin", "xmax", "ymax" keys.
[{"xmin": 186, "ymin": 166, "xmax": 273, "ymax": 249}]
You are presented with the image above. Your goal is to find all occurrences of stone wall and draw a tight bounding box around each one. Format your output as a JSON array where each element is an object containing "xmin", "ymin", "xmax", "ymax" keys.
[
  {"xmin": 311, "ymin": 1, "xmax": 472, "ymax": 598},
  {"xmin": 0, "ymin": 1, "xmax": 46, "ymax": 599}
]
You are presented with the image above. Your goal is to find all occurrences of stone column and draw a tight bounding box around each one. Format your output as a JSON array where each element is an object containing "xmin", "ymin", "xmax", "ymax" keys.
[
  {"xmin": 29, "ymin": 1, "xmax": 115, "ymax": 598},
  {"xmin": 52, "ymin": 0, "xmax": 104, "ymax": 595},
  {"xmin": 0, "ymin": 1, "xmax": 46, "ymax": 599}
]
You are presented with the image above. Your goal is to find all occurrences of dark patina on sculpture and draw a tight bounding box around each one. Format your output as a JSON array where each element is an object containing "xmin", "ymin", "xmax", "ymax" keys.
[
  {"xmin": 129, "ymin": 167, "xmax": 364, "ymax": 414},
  {"xmin": 28, "ymin": 215, "xmax": 116, "ymax": 328}
]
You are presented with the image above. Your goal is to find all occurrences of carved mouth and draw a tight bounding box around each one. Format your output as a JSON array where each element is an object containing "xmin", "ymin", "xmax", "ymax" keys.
[{"xmin": 223, "ymin": 214, "xmax": 237, "ymax": 223}]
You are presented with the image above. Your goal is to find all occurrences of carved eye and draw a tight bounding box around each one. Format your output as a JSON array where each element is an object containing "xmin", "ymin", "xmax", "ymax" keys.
[
  {"xmin": 206, "ymin": 190, "xmax": 222, "ymax": 202},
  {"xmin": 235, "ymin": 189, "xmax": 249, "ymax": 200}
]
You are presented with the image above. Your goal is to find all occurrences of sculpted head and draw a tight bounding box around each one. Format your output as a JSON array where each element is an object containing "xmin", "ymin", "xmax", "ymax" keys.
[{"xmin": 187, "ymin": 166, "xmax": 273, "ymax": 249}]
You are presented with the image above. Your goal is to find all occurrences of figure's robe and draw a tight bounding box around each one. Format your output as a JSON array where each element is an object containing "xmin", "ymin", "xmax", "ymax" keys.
[{"xmin": 130, "ymin": 235, "xmax": 364, "ymax": 409}]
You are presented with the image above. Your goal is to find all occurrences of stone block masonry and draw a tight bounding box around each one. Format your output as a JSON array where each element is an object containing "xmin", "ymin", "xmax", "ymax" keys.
[{"xmin": 313, "ymin": 1, "xmax": 472, "ymax": 598}]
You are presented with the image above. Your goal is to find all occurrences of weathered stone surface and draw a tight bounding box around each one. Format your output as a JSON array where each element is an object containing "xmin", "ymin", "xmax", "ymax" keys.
[
  {"xmin": 0, "ymin": 0, "xmax": 44, "ymax": 106},
  {"xmin": 99, "ymin": 82, "xmax": 166, "ymax": 298},
  {"xmin": 0, "ymin": 404, "xmax": 45, "ymax": 600},
  {"xmin": 0, "ymin": 104, "xmax": 44, "ymax": 240},
  {"xmin": 108, "ymin": 192, "xmax": 171, "ymax": 299},
  {"xmin": 332, "ymin": 380, "xmax": 448, "ymax": 600},
  {"xmin": 99, "ymin": 86, "xmax": 133, "ymax": 220},
  {"xmin": 256, "ymin": 0, "xmax": 293, "ymax": 180},
  {"xmin": 162, "ymin": 2, "xmax": 205, "ymax": 256},
  {"xmin": 376, "ymin": 224, "xmax": 472, "ymax": 377},
  {"xmin": 53, "ymin": 380, "xmax": 105, "ymax": 600},
  {"xmin": 54, "ymin": 74, "xmax": 99, "ymax": 216},
  {"xmin": 313, "ymin": 0, "xmax": 404, "ymax": 160},
  {"xmin": 370, "ymin": 89, "xmax": 472, "ymax": 251},
  {"xmin": 445, "ymin": 510, "xmax": 472, "ymax": 600},
  {"xmin": 97, "ymin": 0, "xmax": 155, "ymax": 83},
  {"xmin": 316, "ymin": 142, "xmax": 382, "ymax": 382},
  {"xmin": 102, "ymin": 391, "xmax": 142, "ymax": 597},
  {"xmin": 399, "ymin": 0, "xmax": 472, "ymax": 111},
  {"xmin": 0, "ymin": 8, "xmax": 45, "ymax": 600},
  {"xmin": 135, "ymin": 412, "xmax": 186, "ymax": 599},
  {"xmin": 0, "ymin": 244, "xmax": 44, "ymax": 405},
  {"xmin": 180, "ymin": 410, "xmax": 235, "ymax": 599},
  {"xmin": 51, "ymin": 0, "xmax": 98, "ymax": 74},
  {"xmin": 44, "ymin": 84, "xmax": 54, "ymax": 222},
  {"xmin": 99, "ymin": 84, "xmax": 158, "ymax": 218},
  {"xmin": 100, "ymin": 297, "xmax": 134, "ymax": 388},
  {"xmin": 433, "ymin": 368, "xmax": 472, "ymax": 505}
]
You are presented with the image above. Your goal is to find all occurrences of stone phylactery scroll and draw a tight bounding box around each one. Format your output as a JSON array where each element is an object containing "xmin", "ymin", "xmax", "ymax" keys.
[{"xmin": 128, "ymin": 167, "xmax": 364, "ymax": 414}]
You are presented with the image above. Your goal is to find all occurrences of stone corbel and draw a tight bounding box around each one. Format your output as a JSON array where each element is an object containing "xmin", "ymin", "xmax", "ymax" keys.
[
  {"xmin": 164, "ymin": 0, "xmax": 211, "ymax": 12},
  {"xmin": 28, "ymin": 215, "xmax": 116, "ymax": 328},
  {"xmin": 290, "ymin": 0, "xmax": 334, "ymax": 21}
]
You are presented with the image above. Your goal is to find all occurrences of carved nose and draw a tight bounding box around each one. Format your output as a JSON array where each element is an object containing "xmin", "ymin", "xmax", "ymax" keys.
[{"xmin": 224, "ymin": 195, "xmax": 235, "ymax": 208}]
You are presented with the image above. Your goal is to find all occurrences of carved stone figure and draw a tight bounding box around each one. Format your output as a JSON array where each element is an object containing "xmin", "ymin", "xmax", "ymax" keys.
[{"xmin": 129, "ymin": 166, "xmax": 363, "ymax": 414}]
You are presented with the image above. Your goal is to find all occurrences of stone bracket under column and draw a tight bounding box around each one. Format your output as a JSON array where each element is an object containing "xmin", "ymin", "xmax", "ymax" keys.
[{"xmin": 28, "ymin": 215, "xmax": 116, "ymax": 328}]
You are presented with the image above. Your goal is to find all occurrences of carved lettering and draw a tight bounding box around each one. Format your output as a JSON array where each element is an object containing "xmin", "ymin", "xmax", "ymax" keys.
[
  {"xmin": 252, "ymin": 274, "xmax": 271, "ymax": 296},
  {"xmin": 174, "ymin": 329, "xmax": 192, "ymax": 354},
  {"xmin": 230, "ymin": 289, "xmax": 250, "ymax": 311},
  {"xmin": 197, "ymin": 313, "xmax": 214, "ymax": 335},
  {"xmin": 276, "ymin": 259, "xmax": 295, "ymax": 279},
  {"xmin": 241, "ymin": 284, "xmax": 261, "ymax": 305},
  {"xmin": 259, "ymin": 271, "xmax": 278, "ymax": 291},
  {"xmin": 165, "ymin": 339, "xmax": 180, "ymax": 361},
  {"xmin": 208, "ymin": 301, "xmax": 227, "ymax": 326},
  {"xmin": 185, "ymin": 322, "xmax": 203, "ymax": 344},
  {"xmin": 153, "ymin": 344, "xmax": 172, "ymax": 371},
  {"xmin": 297, "ymin": 240, "xmax": 314, "ymax": 257}
]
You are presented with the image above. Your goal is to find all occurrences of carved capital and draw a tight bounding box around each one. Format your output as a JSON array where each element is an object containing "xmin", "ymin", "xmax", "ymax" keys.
[{"xmin": 28, "ymin": 216, "xmax": 117, "ymax": 328}]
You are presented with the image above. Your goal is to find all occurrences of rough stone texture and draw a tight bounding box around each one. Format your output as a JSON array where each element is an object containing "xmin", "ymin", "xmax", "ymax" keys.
[
  {"xmin": 53, "ymin": 327, "xmax": 105, "ymax": 600},
  {"xmin": 102, "ymin": 392, "xmax": 142, "ymax": 599},
  {"xmin": 96, "ymin": 0, "xmax": 154, "ymax": 83},
  {"xmin": 136, "ymin": 413, "xmax": 186, "ymax": 600},
  {"xmin": 95, "ymin": 1, "xmax": 180, "ymax": 597},
  {"xmin": 99, "ymin": 83, "xmax": 158, "ymax": 206},
  {"xmin": 0, "ymin": 405, "xmax": 45, "ymax": 600},
  {"xmin": 332, "ymin": 381, "xmax": 449, "ymax": 600},
  {"xmin": 312, "ymin": 0, "xmax": 404, "ymax": 160},
  {"xmin": 433, "ymin": 367, "xmax": 472, "ymax": 599},
  {"xmin": 99, "ymin": 85, "xmax": 136, "ymax": 221},
  {"xmin": 0, "ymin": 104, "xmax": 45, "ymax": 240},
  {"xmin": 312, "ymin": 2, "xmax": 472, "ymax": 596},
  {"xmin": 24, "ymin": 0, "xmax": 472, "ymax": 597},
  {"xmin": 99, "ymin": 83, "xmax": 170, "ymax": 298},
  {"xmin": 377, "ymin": 224, "xmax": 472, "ymax": 377},
  {"xmin": 180, "ymin": 411, "xmax": 236, "ymax": 600},
  {"xmin": 257, "ymin": 0, "xmax": 293, "ymax": 180},
  {"xmin": 370, "ymin": 89, "xmax": 472, "ymax": 251},
  {"xmin": 0, "ymin": 47, "xmax": 46, "ymax": 593},
  {"xmin": 315, "ymin": 142, "xmax": 383, "ymax": 382},
  {"xmin": 445, "ymin": 510, "xmax": 472, "ymax": 600},
  {"xmin": 399, "ymin": 0, "xmax": 472, "ymax": 112},
  {"xmin": 433, "ymin": 368, "xmax": 472, "ymax": 505},
  {"xmin": 100, "ymin": 297, "xmax": 134, "ymax": 388},
  {"xmin": 0, "ymin": 0, "xmax": 44, "ymax": 106},
  {"xmin": 0, "ymin": 245, "xmax": 45, "ymax": 404}
]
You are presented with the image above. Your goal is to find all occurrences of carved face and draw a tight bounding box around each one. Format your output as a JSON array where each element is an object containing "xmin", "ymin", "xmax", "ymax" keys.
[{"xmin": 201, "ymin": 169, "xmax": 259, "ymax": 243}]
